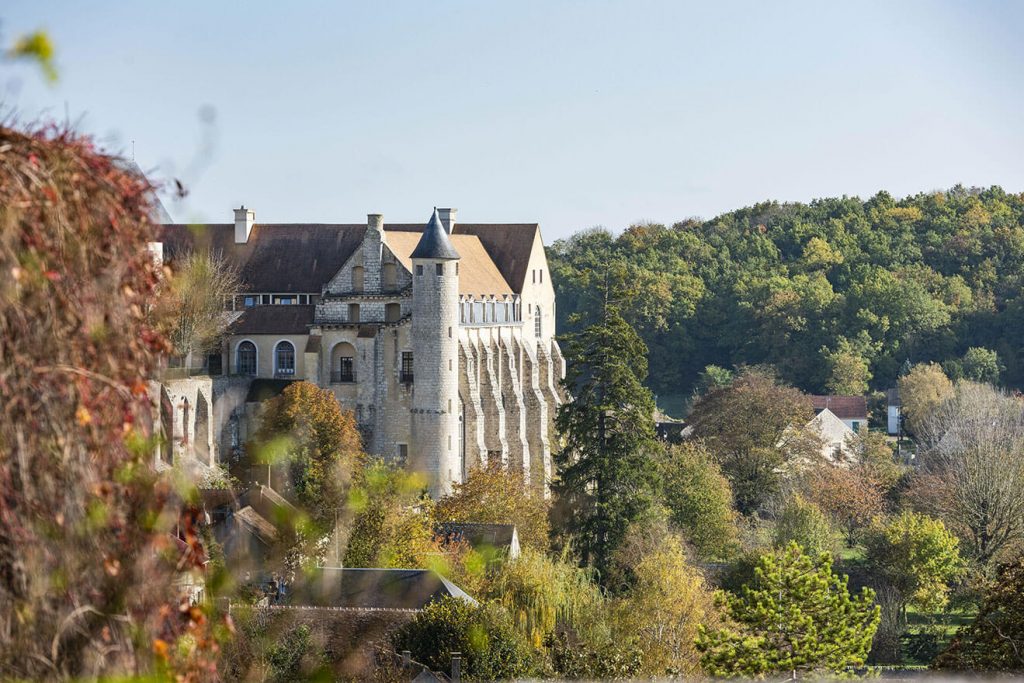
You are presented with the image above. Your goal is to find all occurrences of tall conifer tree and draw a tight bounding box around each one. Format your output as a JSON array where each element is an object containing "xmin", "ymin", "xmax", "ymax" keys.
[{"xmin": 552, "ymin": 271, "xmax": 658, "ymax": 581}]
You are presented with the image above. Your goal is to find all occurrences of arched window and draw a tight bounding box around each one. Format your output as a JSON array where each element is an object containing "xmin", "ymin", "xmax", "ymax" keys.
[
  {"xmin": 236, "ymin": 341, "xmax": 257, "ymax": 376},
  {"xmin": 382, "ymin": 263, "xmax": 397, "ymax": 290},
  {"xmin": 534, "ymin": 306, "xmax": 542, "ymax": 338},
  {"xmin": 275, "ymin": 341, "xmax": 295, "ymax": 376},
  {"xmin": 331, "ymin": 342, "xmax": 356, "ymax": 383},
  {"xmin": 352, "ymin": 265, "xmax": 365, "ymax": 292}
]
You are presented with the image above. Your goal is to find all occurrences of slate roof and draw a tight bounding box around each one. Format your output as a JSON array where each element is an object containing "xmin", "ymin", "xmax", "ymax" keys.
[
  {"xmin": 156, "ymin": 219, "xmax": 539, "ymax": 295},
  {"xmin": 810, "ymin": 395, "xmax": 868, "ymax": 420},
  {"xmin": 229, "ymin": 304, "xmax": 315, "ymax": 335},
  {"xmin": 155, "ymin": 223, "xmax": 367, "ymax": 293},
  {"xmin": 284, "ymin": 567, "xmax": 477, "ymax": 610},
  {"xmin": 410, "ymin": 209, "xmax": 460, "ymax": 260}
]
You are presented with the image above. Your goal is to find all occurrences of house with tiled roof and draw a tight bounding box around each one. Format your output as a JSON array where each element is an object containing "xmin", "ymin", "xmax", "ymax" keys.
[
  {"xmin": 152, "ymin": 207, "xmax": 564, "ymax": 496},
  {"xmin": 809, "ymin": 395, "xmax": 868, "ymax": 433}
]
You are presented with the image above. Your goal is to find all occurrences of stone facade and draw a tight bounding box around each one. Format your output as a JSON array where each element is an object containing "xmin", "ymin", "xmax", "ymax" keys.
[{"xmin": 154, "ymin": 209, "xmax": 564, "ymax": 497}]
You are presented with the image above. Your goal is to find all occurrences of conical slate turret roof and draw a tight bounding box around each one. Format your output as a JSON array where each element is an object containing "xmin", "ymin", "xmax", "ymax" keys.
[{"xmin": 411, "ymin": 208, "xmax": 460, "ymax": 260}]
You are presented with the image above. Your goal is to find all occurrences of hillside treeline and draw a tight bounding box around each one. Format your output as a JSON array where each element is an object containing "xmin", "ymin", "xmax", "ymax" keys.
[{"xmin": 549, "ymin": 186, "xmax": 1024, "ymax": 405}]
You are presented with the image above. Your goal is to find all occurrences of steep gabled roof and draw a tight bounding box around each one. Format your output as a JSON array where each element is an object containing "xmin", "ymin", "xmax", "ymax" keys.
[
  {"xmin": 453, "ymin": 223, "xmax": 540, "ymax": 292},
  {"xmin": 155, "ymin": 223, "xmax": 367, "ymax": 293},
  {"xmin": 385, "ymin": 231, "xmax": 513, "ymax": 296},
  {"xmin": 810, "ymin": 395, "xmax": 868, "ymax": 420},
  {"xmin": 156, "ymin": 218, "xmax": 540, "ymax": 294}
]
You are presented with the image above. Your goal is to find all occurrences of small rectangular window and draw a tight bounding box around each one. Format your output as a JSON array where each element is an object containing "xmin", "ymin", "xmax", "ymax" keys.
[
  {"xmin": 349, "ymin": 304, "xmax": 360, "ymax": 323},
  {"xmin": 436, "ymin": 263, "xmax": 444, "ymax": 276},
  {"xmin": 540, "ymin": 270, "xmax": 543, "ymax": 283},
  {"xmin": 416, "ymin": 265, "xmax": 423, "ymax": 276},
  {"xmin": 337, "ymin": 357, "xmax": 354, "ymax": 383},
  {"xmin": 401, "ymin": 352, "xmax": 414, "ymax": 383},
  {"xmin": 532, "ymin": 270, "xmax": 536, "ymax": 284},
  {"xmin": 244, "ymin": 296, "xmax": 256, "ymax": 308},
  {"xmin": 456, "ymin": 263, "xmax": 459, "ymax": 275},
  {"xmin": 852, "ymin": 421, "xmax": 860, "ymax": 433},
  {"xmin": 397, "ymin": 444, "xmax": 408, "ymax": 465}
]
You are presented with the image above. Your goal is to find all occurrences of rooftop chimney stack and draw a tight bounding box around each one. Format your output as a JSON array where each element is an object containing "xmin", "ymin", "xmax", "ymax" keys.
[
  {"xmin": 234, "ymin": 206, "xmax": 255, "ymax": 244},
  {"xmin": 437, "ymin": 208, "xmax": 457, "ymax": 234},
  {"xmin": 367, "ymin": 213, "xmax": 384, "ymax": 234}
]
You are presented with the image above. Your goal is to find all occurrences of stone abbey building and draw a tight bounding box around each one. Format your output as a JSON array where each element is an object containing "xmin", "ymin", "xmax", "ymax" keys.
[{"xmin": 154, "ymin": 208, "xmax": 564, "ymax": 496}]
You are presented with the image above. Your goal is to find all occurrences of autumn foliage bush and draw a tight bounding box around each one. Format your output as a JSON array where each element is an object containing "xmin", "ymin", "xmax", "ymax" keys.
[{"xmin": 0, "ymin": 124, "xmax": 218, "ymax": 679}]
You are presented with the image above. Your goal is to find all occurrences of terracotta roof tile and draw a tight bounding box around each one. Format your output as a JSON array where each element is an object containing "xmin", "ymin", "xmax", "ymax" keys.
[
  {"xmin": 385, "ymin": 231, "xmax": 513, "ymax": 297},
  {"xmin": 810, "ymin": 395, "xmax": 868, "ymax": 420}
]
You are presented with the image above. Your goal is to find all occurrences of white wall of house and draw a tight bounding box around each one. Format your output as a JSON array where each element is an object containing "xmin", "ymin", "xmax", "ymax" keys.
[
  {"xmin": 887, "ymin": 405, "xmax": 901, "ymax": 435},
  {"xmin": 808, "ymin": 409, "xmax": 856, "ymax": 464}
]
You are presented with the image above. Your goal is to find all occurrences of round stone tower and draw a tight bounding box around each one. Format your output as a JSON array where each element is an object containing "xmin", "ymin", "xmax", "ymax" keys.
[{"xmin": 410, "ymin": 209, "xmax": 461, "ymax": 497}]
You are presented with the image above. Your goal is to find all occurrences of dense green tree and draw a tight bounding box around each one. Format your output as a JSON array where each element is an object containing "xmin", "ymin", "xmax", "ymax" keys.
[
  {"xmin": 936, "ymin": 557, "xmax": 1024, "ymax": 671},
  {"xmin": 552, "ymin": 284, "xmax": 659, "ymax": 580},
  {"xmin": 696, "ymin": 543, "xmax": 880, "ymax": 678},
  {"xmin": 391, "ymin": 597, "xmax": 537, "ymax": 681},
  {"xmin": 486, "ymin": 548, "xmax": 602, "ymax": 648},
  {"xmin": 249, "ymin": 382, "xmax": 363, "ymax": 533},
  {"xmin": 864, "ymin": 512, "xmax": 963, "ymax": 620},
  {"xmin": 772, "ymin": 495, "xmax": 838, "ymax": 557},
  {"xmin": 686, "ymin": 368, "xmax": 821, "ymax": 514},
  {"xmin": 823, "ymin": 336, "xmax": 873, "ymax": 394},
  {"xmin": 961, "ymin": 346, "xmax": 1002, "ymax": 384},
  {"xmin": 549, "ymin": 187, "xmax": 1024, "ymax": 401},
  {"xmin": 343, "ymin": 460, "xmax": 435, "ymax": 568},
  {"xmin": 656, "ymin": 442, "xmax": 739, "ymax": 560}
]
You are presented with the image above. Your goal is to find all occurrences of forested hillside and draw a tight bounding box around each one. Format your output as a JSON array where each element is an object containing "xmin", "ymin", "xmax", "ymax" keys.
[{"xmin": 549, "ymin": 186, "xmax": 1024, "ymax": 412}]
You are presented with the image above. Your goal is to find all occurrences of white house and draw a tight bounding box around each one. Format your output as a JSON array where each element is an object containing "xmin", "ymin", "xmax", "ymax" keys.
[{"xmin": 810, "ymin": 395, "xmax": 868, "ymax": 433}]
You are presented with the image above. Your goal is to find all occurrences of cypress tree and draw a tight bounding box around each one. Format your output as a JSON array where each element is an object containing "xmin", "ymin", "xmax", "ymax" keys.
[{"xmin": 552, "ymin": 277, "xmax": 659, "ymax": 582}]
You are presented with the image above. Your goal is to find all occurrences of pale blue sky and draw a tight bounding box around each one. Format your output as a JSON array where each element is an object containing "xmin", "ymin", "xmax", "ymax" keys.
[{"xmin": 3, "ymin": 1, "xmax": 1023, "ymax": 239}]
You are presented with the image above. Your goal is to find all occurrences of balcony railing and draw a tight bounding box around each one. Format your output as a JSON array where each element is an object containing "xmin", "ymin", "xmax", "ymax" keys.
[
  {"xmin": 330, "ymin": 370, "xmax": 355, "ymax": 384},
  {"xmin": 275, "ymin": 369, "xmax": 296, "ymax": 379}
]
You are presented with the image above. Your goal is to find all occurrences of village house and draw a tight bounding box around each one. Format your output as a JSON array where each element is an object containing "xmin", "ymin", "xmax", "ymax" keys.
[{"xmin": 807, "ymin": 395, "xmax": 869, "ymax": 463}]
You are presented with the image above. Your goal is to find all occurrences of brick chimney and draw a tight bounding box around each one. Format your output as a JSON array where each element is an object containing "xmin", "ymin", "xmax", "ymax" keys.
[
  {"xmin": 234, "ymin": 205, "xmax": 255, "ymax": 243},
  {"xmin": 437, "ymin": 208, "xmax": 457, "ymax": 234}
]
